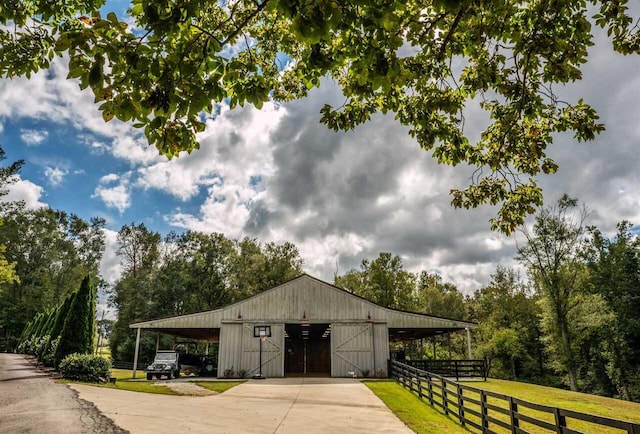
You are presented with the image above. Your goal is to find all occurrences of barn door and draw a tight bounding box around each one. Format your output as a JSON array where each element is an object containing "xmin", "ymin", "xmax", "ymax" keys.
[
  {"xmin": 331, "ymin": 323, "xmax": 374, "ymax": 377},
  {"xmin": 241, "ymin": 323, "xmax": 284, "ymax": 377}
]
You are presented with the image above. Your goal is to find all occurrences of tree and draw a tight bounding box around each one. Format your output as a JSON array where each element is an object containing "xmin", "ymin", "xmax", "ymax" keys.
[
  {"xmin": 415, "ymin": 271, "xmax": 466, "ymax": 320},
  {"xmin": 517, "ymin": 195, "xmax": 587, "ymax": 391},
  {"xmin": 335, "ymin": 252, "xmax": 415, "ymax": 309},
  {"xmin": 0, "ymin": 206, "xmax": 105, "ymax": 351},
  {"xmin": 584, "ymin": 221, "xmax": 640, "ymax": 400},
  {"xmin": 4, "ymin": 2, "xmax": 638, "ymax": 231},
  {"xmin": 468, "ymin": 267, "xmax": 543, "ymax": 381},
  {"xmin": 55, "ymin": 276, "xmax": 96, "ymax": 366},
  {"xmin": 0, "ymin": 147, "xmax": 21, "ymax": 287}
]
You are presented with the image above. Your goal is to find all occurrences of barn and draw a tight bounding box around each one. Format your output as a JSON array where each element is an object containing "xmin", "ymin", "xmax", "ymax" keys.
[{"xmin": 129, "ymin": 274, "xmax": 476, "ymax": 378}]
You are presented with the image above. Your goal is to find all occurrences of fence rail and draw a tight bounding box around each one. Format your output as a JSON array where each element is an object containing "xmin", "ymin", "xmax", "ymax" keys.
[
  {"xmin": 400, "ymin": 358, "xmax": 487, "ymax": 381},
  {"xmin": 112, "ymin": 360, "xmax": 147, "ymax": 370},
  {"xmin": 390, "ymin": 359, "xmax": 640, "ymax": 434}
]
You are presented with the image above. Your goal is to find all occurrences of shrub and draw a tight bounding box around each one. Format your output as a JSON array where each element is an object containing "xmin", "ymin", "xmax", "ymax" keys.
[
  {"xmin": 59, "ymin": 353, "xmax": 111, "ymax": 383},
  {"xmin": 42, "ymin": 338, "xmax": 59, "ymax": 367},
  {"xmin": 223, "ymin": 367, "xmax": 235, "ymax": 378},
  {"xmin": 360, "ymin": 369, "xmax": 371, "ymax": 378},
  {"xmin": 237, "ymin": 369, "xmax": 248, "ymax": 378},
  {"xmin": 35, "ymin": 335, "xmax": 50, "ymax": 363},
  {"xmin": 375, "ymin": 369, "xmax": 387, "ymax": 379}
]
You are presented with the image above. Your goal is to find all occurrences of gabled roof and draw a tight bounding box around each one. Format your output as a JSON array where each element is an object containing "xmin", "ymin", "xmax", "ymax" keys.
[{"xmin": 130, "ymin": 274, "xmax": 476, "ymax": 332}]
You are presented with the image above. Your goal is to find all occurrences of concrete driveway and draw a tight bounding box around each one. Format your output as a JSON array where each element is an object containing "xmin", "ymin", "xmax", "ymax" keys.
[{"xmin": 72, "ymin": 377, "xmax": 413, "ymax": 434}]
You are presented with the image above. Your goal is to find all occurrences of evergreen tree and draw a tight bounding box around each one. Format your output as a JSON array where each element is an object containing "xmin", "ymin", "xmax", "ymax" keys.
[
  {"xmin": 49, "ymin": 291, "xmax": 76, "ymax": 340},
  {"xmin": 55, "ymin": 277, "xmax": 96, "ymax": 366}
]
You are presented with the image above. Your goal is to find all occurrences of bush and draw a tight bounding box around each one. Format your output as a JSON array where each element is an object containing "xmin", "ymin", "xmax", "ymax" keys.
[
  {"xmin": 59, "ymin": 353, "xmax": 111, "ymax": 383},
  {"xmin": 35, "ymin": 335, "xmax": 51, "ymax": 363},
  {"xmin": 42, "ymin": 338, "xmax": 59, "ymax": 367}
]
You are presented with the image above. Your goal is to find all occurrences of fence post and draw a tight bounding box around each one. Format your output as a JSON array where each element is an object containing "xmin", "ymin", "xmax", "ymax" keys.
[
  {"xmin": 427, "ymin": 374, "xmax": 434, "ymax": 406},
  {"xmin": 508, "ymin": 396, "xmax": 519, "ymax": 433},
  {"xmin": 457, "ymin": 384, "xmax": 465, "ymax": 426},
  {"xmin": 442, "ymin": 377, "xmax": 448, "ymax": 415},
  {"xmin": 483, "ymin": 358, "xmax": 487, "ymax": 381},
  {"xmin": 417, "ymin": 374, "xmax": 422, "ymax": 398},
  {"xmin": 455, "ymin": 360, "xmax": 459, "ymax": 382},
  {"xmin": 480, "ymin": 390, "xmax": 488, "ymax": 430},
  {"xmin": 553, "ymin": 408, "xmax": 566, "ymax": 433}
]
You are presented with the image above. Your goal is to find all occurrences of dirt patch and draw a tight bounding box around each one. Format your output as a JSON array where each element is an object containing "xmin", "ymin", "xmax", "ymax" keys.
[{"xmin": 159, "ymin": 382, "xmax": 216, "ymax": 396}]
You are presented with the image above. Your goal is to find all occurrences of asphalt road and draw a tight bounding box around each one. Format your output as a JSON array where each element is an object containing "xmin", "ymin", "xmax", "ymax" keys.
[{"xmin": 0, "ymin": 353, "xmax": 127, "ymax": 434}]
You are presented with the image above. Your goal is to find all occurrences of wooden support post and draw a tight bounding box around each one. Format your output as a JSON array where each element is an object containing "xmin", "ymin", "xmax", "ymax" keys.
[
  {"xmin": 156, "ymin": 333, "xmax": 160, "ymax": 351},
  {"xmin": 553, "ymin": 407, "xmax": 566, "ymax": 433},
  {"xmin": 466, "ymin": 328, "xmax": 472, "ymax": 360},
  {"xmin": 448, "ymin": 333, "xmax": 452, "ymax": 360},
  {"xmin": 442, "ymin": 378, "xmax": 448, "ymax": 415},
  {"xmin": 508, "ymin": 396, "xmax": 519, "ymax": 433},
  {"xmin": 457, "ymin": 384, "xmax": 465, "ymax": 425},
  {"xmin": 480, "ymin": 390, "xmax": 488, "ymax": 430},
  {"xmin": 417, "ymin": 374, "xmax": 422, "ymax": 398},
  {"xmin": 433, "ymin": 336, "xmax": 437, "ymax": 360},
  {"xmin": 132, "ymin": 327, "xmax": 141, "ymax": 379},
  {"xmin": 428, "ymin": 375, "xmax": 434, "ymax": 406}
]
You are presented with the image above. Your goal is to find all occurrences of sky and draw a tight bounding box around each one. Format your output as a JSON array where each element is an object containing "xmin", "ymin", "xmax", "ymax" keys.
[{"xmin": 1, "ymin": 5, "xmax": 640, "ymax": 317}]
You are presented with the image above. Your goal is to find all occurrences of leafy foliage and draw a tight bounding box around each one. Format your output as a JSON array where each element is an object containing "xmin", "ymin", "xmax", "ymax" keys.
[
  {"xmin": 59, "ymin": 353, "xmax": 111, "ymax": 383},
  {"xmin": 335, "ymin": 252, "xmax": 416, "ymax": 309},
  {"xmin": 584, "ymin": 222, "xmax": 640, "ymax": 401},
  {"xmin": 0, "ymin": 205, "xmax": 105, "ymax": 351},
  {"xmin": 2, "ymin": 2, "xmax": 638, "ymax": 230},
  {"xmin": 55, "ymin": 277, "xmax": 97, "ymax": 366},
  {"xmin": 517, "ymin": 195, "xmax": 587, "ymax": 391}
]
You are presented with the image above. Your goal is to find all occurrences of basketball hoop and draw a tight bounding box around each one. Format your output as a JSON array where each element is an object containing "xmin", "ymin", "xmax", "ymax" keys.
[{"xmin": 260, "ymin": 330, "xmax": 267, "ymax": 342}]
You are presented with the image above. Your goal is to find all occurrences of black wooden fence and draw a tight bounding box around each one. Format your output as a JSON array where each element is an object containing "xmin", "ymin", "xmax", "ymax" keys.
[
  {"xmin": 401, "ymin": 358, "xmax": 487, "ymax": 381},
  {"xmin": 390, "ymin": 359, "xmax": 640, "ymax": 434},
  {"xmin": 112, "ymin": 360, "xmax": 147, "ymax": 370}
]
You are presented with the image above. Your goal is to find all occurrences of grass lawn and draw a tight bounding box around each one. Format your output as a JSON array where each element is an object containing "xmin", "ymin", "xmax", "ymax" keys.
[
  {"xmin": 364, "ymin": 381, "xmax": 470, "ymax": 434},
  {"xmin": 110, "ymin": 368, "xmax": 136, "ymax": 380},
  {"xmin": 457, "ymin": 378, "xmax": 640, "ymax": 433},
  {"xmin": 60, "ymin": 378, "xmax": 179, "ymax": 395},
  {"xmin": 194, "ymin": 381, "xmax": 245, "ymax": 393}
]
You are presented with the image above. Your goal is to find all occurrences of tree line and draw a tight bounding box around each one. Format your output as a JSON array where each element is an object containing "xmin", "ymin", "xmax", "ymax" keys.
[{"xmin": 333, "ymin": 196, "xmax": 640, "ymax": 402}]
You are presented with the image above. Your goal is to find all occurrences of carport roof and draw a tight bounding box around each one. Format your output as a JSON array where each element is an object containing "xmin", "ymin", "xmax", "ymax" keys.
[{"xmin": 130, "ymin": 274, "xmax": 476, "ymax": 339}]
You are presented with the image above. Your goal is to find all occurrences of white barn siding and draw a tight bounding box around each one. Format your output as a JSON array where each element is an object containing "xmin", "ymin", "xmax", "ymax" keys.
[
  {"xmin": 372, "ymin": 322, "xmax": 389, "ymax": 375},
  {"xmin": 240, "ymin": 323, "xmax": 284, "ymax": 377},
  {"xmin": 331, "ymin": 323, "xmax": 373, "ymax": 377},
  {"xmin": 218, "ymin": 323, "xmax": 242, "ymax": 376}
]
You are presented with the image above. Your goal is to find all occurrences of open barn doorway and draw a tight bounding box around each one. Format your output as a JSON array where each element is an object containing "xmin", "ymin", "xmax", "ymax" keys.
[{"xmin": 284, "ymin": 323, "xmax": 331, "ymax": 376}]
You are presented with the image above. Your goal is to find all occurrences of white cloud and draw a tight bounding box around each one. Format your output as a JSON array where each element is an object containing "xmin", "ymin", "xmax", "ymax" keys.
[
  {"xmin": 0, "ymin": 177, "xmax": 47, "ymax": 209},
  {"xmin": 93, "ymin": 173, "xmax": 131, "ymax": 213},
  {"xmin": 2, "ymin": 26, "xmax": 640, "ymax": 298},
  {"xmin": 44, "ymin": 166, "xmax": 68, "ymax": 186},
  {"xmin": 20, "ymin": 129, "xmax": 48, "ymax": 146},
  {"xmin": 99, "ymin": 228, "xmax": 124, "ymax": 285},
  {"xmin": 0, "ymin": 56, "xmax": 162, "ymax": 168}
]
